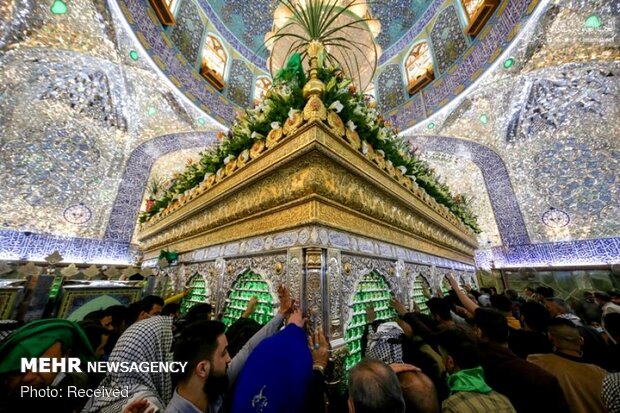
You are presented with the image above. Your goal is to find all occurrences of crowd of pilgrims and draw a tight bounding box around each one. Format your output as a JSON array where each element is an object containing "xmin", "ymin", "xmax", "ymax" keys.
[{"xmin": 1, "ymin": 274, "xmax": 620, "ymax": 413}]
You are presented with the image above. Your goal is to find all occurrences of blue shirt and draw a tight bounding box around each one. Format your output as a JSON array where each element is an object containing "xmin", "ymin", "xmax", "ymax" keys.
[{"xmin": 165, "ymin": 389, "xmax": 203, "ymax": 413}]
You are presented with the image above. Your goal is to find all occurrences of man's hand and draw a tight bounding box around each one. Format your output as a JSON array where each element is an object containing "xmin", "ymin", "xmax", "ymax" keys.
[
  {"xmin": 365, "ymin": 305, "xmax": 376, "ymax": 323},
  {"xmin": 123, "ymin": 399, "xmax": 155, "ymax": 413},
  {"xmin": 278, "ymin": 284, "xmax": 293, "ymax": 314},
  {"xmin": 390, "ymin": 297, "xmax": 407, "ymax": 316},
  {"xmin": 309, "ymin": 328, "xmax": 330, "ymax": 370},
  {"xmin": 446, "ymin": 273, "xmax": 459, "ymax": 290},
  {"xmin": 242, "ymin": 296, "xmax": 258, "ymax": 318}
]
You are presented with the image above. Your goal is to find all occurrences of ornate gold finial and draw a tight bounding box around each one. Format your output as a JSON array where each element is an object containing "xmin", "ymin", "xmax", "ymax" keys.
[{"xmin": 302, "ymin": 40, "xmax": 325, "ymax": 100}]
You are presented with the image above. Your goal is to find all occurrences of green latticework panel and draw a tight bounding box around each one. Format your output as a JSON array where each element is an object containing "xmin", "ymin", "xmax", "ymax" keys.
[
  {"xmin": 180, "ymin": 273, "xmax": 207, "ymax": 314},
  {"xmin": 48, "ymin": 276, "xmax": 63, "ymax": 299},
  {"xmin": 222, "ymin": 271, "xmax": 274, "ymax": 328},
  {"xmin": 441, "ymin": 277, "xmax": 451, "ymax": 296},
  {"xmin": 411, "ymin": 277, "xmax": 430, "ymax": 315},
  {"xmin": 344, "ymin": 271, "xmax": 397, "ymax": 371}
]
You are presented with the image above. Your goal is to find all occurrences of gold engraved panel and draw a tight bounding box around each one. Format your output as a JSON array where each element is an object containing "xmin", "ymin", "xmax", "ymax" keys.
[{"xmin": 138, "ymin": 124, "xmax": 477, "ymax": 262}]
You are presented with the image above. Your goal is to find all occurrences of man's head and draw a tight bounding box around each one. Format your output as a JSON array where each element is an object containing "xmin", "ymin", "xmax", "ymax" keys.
[
  {"xmin": 397, "ymin": 371, "xmax": 439, "ymax": 413},
  {"xmin": 544, "ymin": 297, "xmax": 573, "ymax": 317},
  {"xmin": 524, "ymin": 287, "xmax": 535, "ymax": 297},
  {"xmin": 161, "ymin": 303, "xmax": 181, "ymax": 318},
  {"xmin": 520, "ymin": 301, "xmax": 550, "ymax": 332},
  {"xmin": 78, "ymin": 321, "xmax": 110, "ymax": 359},
  {"xmin": 426, "ymin": 297, "xmax": 452, "ymax": 323},
  {"xmin": 185, "ymin": 303, "xmax": 214, "ymax": 324},
  {"xmin": 534, "ymin": 286, "xmax": 554, "ymax": 302},
  {"xmin": 547, "ymin": 318, "xmax": 583, "ymax": 354},
  {"xmin": 436, "ymin": 329, "xmax": 481, "ymax": 374},
  {"xmin": 173, "ymin": 320, "xmax": 231, "ymax": 399},
  {"xmin": 594, "ymin": 291, "xmax": 612, "ymax": 306},
  {"xmin": 609, "ymin": 290, "xmax": 620, "ymax": 305},
  {"xmin": 474, "ymin": 308, "xmax": 509, "ymax": 344},
  {"xmin": 0, "ymin": 320, "xmax": 96, "ymax": 395},
  {"xmin": 102, "ymin": 305, "xmax": 129, "ymax": 334},
  {"xmin": 490, "ymin": 294, "xmax": 513, "ymax": 315},
  {"xmin": 348, "ymin": 359, "xmax": 405, "ymax": 413},
  {"xmin": 141, "ymin": 295, "xmax": 164, "ymax": 317}
]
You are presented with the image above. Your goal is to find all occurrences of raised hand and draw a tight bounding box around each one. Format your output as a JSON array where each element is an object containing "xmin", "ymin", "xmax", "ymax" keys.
[
  {"xmin": 365, "ymin": 305, "xmax": 376, "ymax": 323},
  {"xmin": 309, "ymin": 327, "xmax": 330, "ymax": 370},
  {"xmin": 242, "ymin": 296, "xmax": 258, "ymax": 318},
  {"xmin": 390, "ymin": 297, "xmax": 407, "ymax": 316},
  {"xmin": 278, "ymin": 284, "xmax": 293, "ymax": 314}
]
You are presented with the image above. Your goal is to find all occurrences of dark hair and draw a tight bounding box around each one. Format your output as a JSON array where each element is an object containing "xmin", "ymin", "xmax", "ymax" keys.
[
  {"xmin": 78, "ymin": 321, "xmax": 109, "ymax": 352},
  {"xmin": 83, "ymin": 310, "xmax": 105, "ymax": 322},
  {"xmin": 226, "ymin": 318, "xmax": 262, "ymax": 358},
  {"xmin": 161, "ymin": 303, "xmax": 181, "ymax": 317},
  {"xmin": 426, "ymin": 297, "xmax": 451, "ymax": 321},
  {"xmin": 436, "ymin": 329, "xmax": 481, "ymax": 369},
  {"xmin": 505, "ymin": 289, "xmax": 519, "ymax": 301},
  {"xmin": 490, "ymin": 294, "xmax": 513, "ymax": 313},
  {"xmin": 185, "ymin": 303, "xmax": 214, "ymax": 324},
  {"xmin": 535, "ymin": 286, "xmax": 554, "ymax": 298},
  {"xmin": 173, "ymin": 320, "xmax": 226, "ymax": 382},
  {"xmin": 474, "ymin": 308, "xmax": 509, "ymax": 343},
  {"xmin": 520, "ymin": 302, "xmax": 550, "ymax": 332},
  {"xmin": 604, "ymin": 313, "xmax": 620, "ymax": 341},
  {"xmin": 102, "ymin": 305, "xmax": 129, "ymax": 328},
  {"xmin": 594, "ymin": 291, "xmax": 612, "ymax": 303},
  {"xmin": 547, "ymin": 317, "xmax": 578, "ymax": 330},
  {"xmin": 141, "ymin": 295, "xmax": 165, "ymax": 313},
  {"xmin": 349, "ymin": 359, "xmax": 405, "ymax": 413}
]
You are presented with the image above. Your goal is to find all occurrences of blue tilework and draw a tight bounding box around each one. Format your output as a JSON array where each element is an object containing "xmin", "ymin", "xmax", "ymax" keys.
[
  {"xmin": 227, "ymin": 59, "xmax": 254, "ymax": 108},
  {"xmin": 120, "ymin": 0, "xmax": 236, "ymax": 123},
  {"xmin": 430, "ymin": 5, "xmax": 468, "ymax": 74},
  {"xmin": 475, "ymin": 237, "xmax": 620, "ymax": 269},
  {"xmin": 409, "ymin": 135, "xmax": 530, "ymax": 246},
  {"xmin": 377, "ymin": 64, "xmax": 406, "ymax": 112},
  {"xmin": 169, "ymin": 0, "xmax": 205, "ymax": 66},
  {"xmin": 105, "ymin": 132, "xmax": 216, "ymax": 242},
  {"xmin": 0, "ymin": 229, "xmax": 134, "ymax": 263},
  {"xmin": 385, "ymin": 0, "xmax": 536, "ymax": 129}
]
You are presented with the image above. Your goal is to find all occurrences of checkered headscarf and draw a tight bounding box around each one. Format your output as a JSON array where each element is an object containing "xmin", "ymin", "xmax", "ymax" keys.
[
  {"xmin": 602, "ymin": 373, "xmax": 620, "ymax": 413},
  {"xmin": 366, "ymin": 322, "xmax": 405, "ymax": 365},
  {"xmin": 83, "ymin": 316, "xmax": 174, "ymax": 413}
]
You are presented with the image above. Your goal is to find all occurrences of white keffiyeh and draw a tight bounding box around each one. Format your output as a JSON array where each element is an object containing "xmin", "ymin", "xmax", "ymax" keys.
[{"xmin": 82, "ymin": 316, "xmax": 174, "ymax": 413}]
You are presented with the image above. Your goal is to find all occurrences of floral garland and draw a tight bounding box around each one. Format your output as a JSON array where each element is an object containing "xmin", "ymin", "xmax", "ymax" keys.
[{"xmin": 139, "ymin": 65, "xmax": 481, "ymax": 234}]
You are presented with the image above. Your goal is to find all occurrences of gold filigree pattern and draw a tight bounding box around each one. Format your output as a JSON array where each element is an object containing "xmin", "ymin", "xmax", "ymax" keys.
[
  {"xmin": 303, "ymin": 95, "xmax": 327, "ymax": 121},
  {"xmin": 283, "ymin": 112, "xmax": 304, "ymax": 135},
  {"xmin": 249, "ymin": 140, "xmax": 265, "ymax": 159},
  {"xmin": 224, "ymin": 158, "xmax": 238, "ymax": 175},
  {"xmin": 345, "ymin": 128, "xmax": 361, "ymax": 150},
  {"xmin": 266, "ymin": 128, "xmax": 284, "ymax": 149},
  {"xmin": 327, "ymin": 111, "xmax": 345, "ymax": 137}
]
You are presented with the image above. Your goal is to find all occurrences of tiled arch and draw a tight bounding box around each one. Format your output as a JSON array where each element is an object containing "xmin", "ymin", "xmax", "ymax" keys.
[
  {"xmin": 105, "ymin": 132, "xmax": 215, "ymax": 242},
  {"xmin": 407, "ymin": 135, "xmax": 530, "ymax": 246}
]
